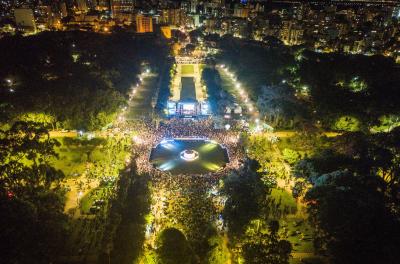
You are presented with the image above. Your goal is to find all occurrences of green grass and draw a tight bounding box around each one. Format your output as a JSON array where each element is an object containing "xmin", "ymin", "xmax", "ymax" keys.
[
  {"xmin": 51, "ymin": 138, "xmax": 89, "ymax": 177},
  {"xmin": 270, "ymin": 188, "xmax": 298, "ymax": 215},
  {"xmin": 51, "ymin": 137, "xmax": 124, "ymax": 178},
  {"xmin": 268, "ymin": 189, "xmax": 315, "ymax": 254},
  {"xmin": 181, "ymin": 64, "xmax": 194, "ymax": 75},
  {"xmin": 282, "ymin": 217, "xmax": 314, "ymax": 253},
  {"xmin": 80, "ymin": 187, "xmax": 107, "ymax": 214}
]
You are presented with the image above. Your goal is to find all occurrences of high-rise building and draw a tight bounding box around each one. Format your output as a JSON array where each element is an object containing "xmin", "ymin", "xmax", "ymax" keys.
[
  {"xmin": 160, "ymin": 8, "xmax": 185, "ymax": 27},
  {"xmin": 280, "ymin": 21, "xmax": 304, "ymax": 45},
  {"xmin": 233, "ymin": 5, "xmax": 249, "ymax": 18},
  {"xmin": 97, "ymin": 0, "xmax": 111, "ymax": 11},
  {"xmin": 60, "ymin": 2, "xmax": 68, "ymax": 17},
  {"xmin": 76, "ymin": 0, "xmax": 88, "ymax": 13},
  {"xmin": 14, "ymin": 7, "xmax": 36, "ymax": 32},
  {"xmin": 136, "ymin": 14, "xmax": 153, "ymax": 33},
  {"xmin": 111, "ymin": 0, "xmax": 134, "ymax": 18},
  {"xmin": 190, "ymin": 0, "xmax": 198, "ymax": 13}
]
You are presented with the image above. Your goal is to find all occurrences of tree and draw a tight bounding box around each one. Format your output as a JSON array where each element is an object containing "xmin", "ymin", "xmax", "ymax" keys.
[
  {"xmin": 0, "ymin": 122, "xmax": 67, "ymax": 263},
  {"xmin": 242, "ymin": 220, "xmax": 292, "ymax": 264},
  {"xmin": 222, "ymin": 160, "xmax": 266, "ymax": 237},
  {"xmin": 305, "ymin": 172, "xmax": 400, "ymax": 264},
  {"xmin": 282, "ymin": 148, "xmax": 301, "ymax": 165},
  {"xmin": 333, "ymin": 116, "xmax": 361, "ymax": 132},
  {"xmin": 156, "ymin": 228, "xmax": 194, "ymax": 264},
  {"xmin": 0, "ymin": 121, "xmax": 64, "ymax": 194}
]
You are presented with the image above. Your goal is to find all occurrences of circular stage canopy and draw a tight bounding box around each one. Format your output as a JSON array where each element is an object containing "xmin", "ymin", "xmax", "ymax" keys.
[{"xmin": 150, "ymin": 138, "xmax": 229, "ymax": 174}]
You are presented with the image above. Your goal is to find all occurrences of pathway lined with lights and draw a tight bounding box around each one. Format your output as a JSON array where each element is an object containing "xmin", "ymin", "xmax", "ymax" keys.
[
  {"xmin": 125, "ymin": 70, "xmax": 158, "ymax": 120},
  {"xmin": 216, "ymin": 64, "xmax": 263, "ymax": 133}
]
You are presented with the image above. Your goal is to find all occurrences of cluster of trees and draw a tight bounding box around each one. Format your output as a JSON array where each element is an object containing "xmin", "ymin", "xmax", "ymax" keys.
[
  {"xmin": 201, "ymin": 67, "xmax": 224, "ymax": 114},
  {"xmin": 216, "ymin": 35, "xmax": 294, "ymax": 99},
  {"xmin": 256, "ymin": 85, "xmax": 309, "ymax": 129},
  {"xmin": 222, "ymin": 160, "xmax": 293, "ymax": 263},
  {"xmin": 215, "ymin": 36, "xmax": 400, "ymax": 131},
  {"xmin": 297, "ymin": 51, "xmax": 400, "ymax": 131},
  {"xmin": 0, "ymin": 31, "xmax": 167, "ymax": 130},
  {"xmin": 292, "ymin": 129, "xmax": 400, "ymax": 264},
  {"xmin": 105, "ymin": 169, "xmax": 151, "ymax": 264},
  {"xmin": 0, "ymin": 122, "xmax": 67, "ymax": 263},
  {"xmin": 242, "ymin": 221, "xmax": 292, "ymax": 264},
  {"xmin": 155, "ymin": 228, "xmax": 194, "ymax": 264}
]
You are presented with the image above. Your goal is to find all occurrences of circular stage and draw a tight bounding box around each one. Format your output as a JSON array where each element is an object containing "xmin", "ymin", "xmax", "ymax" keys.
[{"xmin": 150, "ymin": 138, "xmax": 229, "ymax": 174}]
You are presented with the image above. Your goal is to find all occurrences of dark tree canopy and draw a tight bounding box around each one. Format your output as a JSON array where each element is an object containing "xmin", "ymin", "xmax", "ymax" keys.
[
  {"xmin": 156, "ymin": 228, "xmax": 194, "ymax": 264},
  {"xmin": 0, "ymin": 122, "xmax": 67, "ymax": 263}
]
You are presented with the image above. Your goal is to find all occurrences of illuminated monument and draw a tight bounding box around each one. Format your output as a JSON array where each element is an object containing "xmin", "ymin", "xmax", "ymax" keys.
[{"xmin": 167, "ymin": 57, "xmax": 210, "ymax": 117}]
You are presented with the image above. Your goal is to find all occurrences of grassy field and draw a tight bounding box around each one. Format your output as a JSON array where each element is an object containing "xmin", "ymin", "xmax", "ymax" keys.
[
  {"xmin": 52, "ymin": 136, "xmax": 130, "ymax": 179},
  {"xmin": 268, "ymin": 188, "xmax": 317, "ymax": 262},
  {"xmin": 51, "ymin": 137, "xmax": 107, "ymax": 177},
  {"xmin": 80, "ymin": 187, "xmax": 108, "ymax": 214},
  {"xmin": 181, "ymin": 64, "xmax": 194, "ymax": 75}
]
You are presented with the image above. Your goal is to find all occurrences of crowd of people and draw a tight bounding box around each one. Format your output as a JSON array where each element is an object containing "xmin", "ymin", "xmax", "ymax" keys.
[
  {"xmin": 130, "ymin": 117, "xmax": 244, "ymax": 176},
  {"xmin": 126, "ymin": 117, "xmax": 246, "ymax": 248}
]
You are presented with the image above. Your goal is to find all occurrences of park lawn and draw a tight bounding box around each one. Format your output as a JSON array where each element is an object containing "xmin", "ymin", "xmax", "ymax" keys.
[
  {"xmin": 51, "ymin": 137, "xmax": 108, "ymax": 177},
  {"xmin": 51, "ymin": 137, "xmax": 88, "ymax": 177},
  {"xmin": 80, "ymin": 187, "xmax": 107, "ymax": 214},
  {"xmin": 277, "ymin": 135, "xmax": 333, "ymax": 157},
  {"xmin": 283, "ymin": 216, "xmax": 314, "ymax": 253},
  {"xmin": 270, "ymin": 188, "xmax": 298, "ymax": 215},
  {"xmin": 290, "ymin": 257, "xmax": 325, "ymax": 264},
  {"xmin": 269, "ymin": 189, "xmax": 315, "ymax": 256},
  {"xmin": 181, "ymin": 64, "xmax": 195, "ymax": 75}
]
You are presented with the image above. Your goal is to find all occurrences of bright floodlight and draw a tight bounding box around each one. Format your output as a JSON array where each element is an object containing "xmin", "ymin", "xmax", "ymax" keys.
[
  {"xmin": 180, "ymin": 149, "xmax": 199, "ymax": 161},
  {"xmin": 225, "ymin": 124, "xmax": 231, "ymax": 130},
  {"xmin": 146, "ymin": 69, "xmax": 150, "ymax": 73}
]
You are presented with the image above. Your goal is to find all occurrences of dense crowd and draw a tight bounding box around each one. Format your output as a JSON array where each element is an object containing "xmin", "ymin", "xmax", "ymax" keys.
[
  {"xmin": 126, "ymin": 117, "xmax": 246, "ymax": 247},
  {"xmin": 130, "ymin": 117, "xmax": 244, "ymax": 176}
]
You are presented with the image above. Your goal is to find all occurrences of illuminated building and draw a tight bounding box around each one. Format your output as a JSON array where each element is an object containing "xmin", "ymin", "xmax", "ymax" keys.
[
  {"xmin": 14, "ymin": 7, "xmax": 36, "ymax": 32},
  {"xmin": 280, "ymin": 21, "xmax": 304, "ymax": 45},
  {"xmin": 76, "ymin": 0, "xmax": 88, "ymax": 13},
  {"xmin": 111, "ymin": 0, "xmax": 134, "ymax": 18},
  {"xmin": 136, "ymin": 14, "xmax": 153, "ymax": 33},
  {"xmin": 233, "ymin": 6, "xmax": 249, "ymax": 18},
  {"xmin": 160, "ymin": 8, "xmax": 186, "ymax": 26},
  {"xmin": 161, "ymin": 26, "xmax": 171, "ymax": 39}
]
